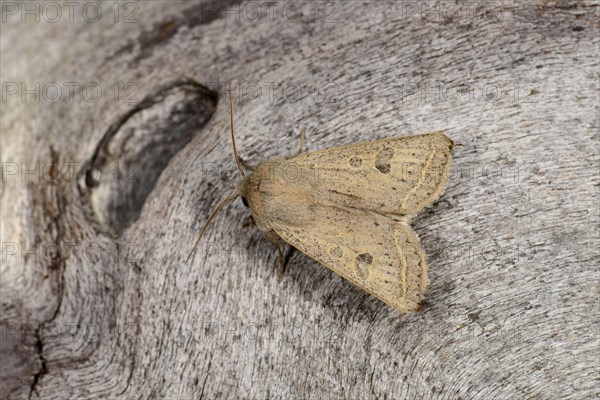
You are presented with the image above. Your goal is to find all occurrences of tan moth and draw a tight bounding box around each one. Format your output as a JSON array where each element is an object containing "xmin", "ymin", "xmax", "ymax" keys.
[{"xmin": 187, "ymin": 89, "xmax": 454, "ymax": 312}]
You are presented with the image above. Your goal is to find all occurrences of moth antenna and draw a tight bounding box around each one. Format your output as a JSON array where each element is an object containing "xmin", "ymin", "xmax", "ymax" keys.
[
  {"xmin": 228, "ymin": 83, "xmax": 246, "ymax": 177},
  {"xmin": 186, "ymin": 193, "xmax": 239, "ymax": 263}
]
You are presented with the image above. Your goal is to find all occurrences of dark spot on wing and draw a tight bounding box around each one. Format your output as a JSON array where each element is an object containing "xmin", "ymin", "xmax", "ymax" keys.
[
  {"xmin": 355, "ymin": 253, "xmax": 373, "ymax": 279},
  {"xmin": 349, "ymin": 156, "xmax": 362, "ymax": 167},
  {"xmin": 375, "ymin": 147, "xmax": 394, "ymax": 174}
]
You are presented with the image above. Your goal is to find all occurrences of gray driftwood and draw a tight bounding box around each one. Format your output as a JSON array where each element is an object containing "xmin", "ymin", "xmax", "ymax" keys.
[{"xmin": 1, "ymin": 1, "xmax": 598, "ymax": 399}]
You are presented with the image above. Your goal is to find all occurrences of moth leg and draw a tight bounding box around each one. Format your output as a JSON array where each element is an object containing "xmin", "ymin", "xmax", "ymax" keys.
[
  {"xmin": 265, "ymin": 232, "xmax": 286, "ymax": 280},
  {"xmin": 295, "ymin": 128, "xmax": 306, "ymax": 156},
  {"xmin": 238, "ymin": 157, "xmax": 256, "ymax": 171},
  {"xmin": 284, "ymin": 246, "xmax": 296, "ymax": 267}
]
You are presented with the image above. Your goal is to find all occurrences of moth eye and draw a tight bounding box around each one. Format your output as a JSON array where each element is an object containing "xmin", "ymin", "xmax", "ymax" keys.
[{"xmin": 242, "ymin": 197, "xmax": 249, "ymax": 208}]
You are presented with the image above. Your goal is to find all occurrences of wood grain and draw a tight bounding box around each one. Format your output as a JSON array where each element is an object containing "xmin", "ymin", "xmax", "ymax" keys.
[{"xmin": 1, "ymin": 1, "xmax": 598, "ymax": 398}]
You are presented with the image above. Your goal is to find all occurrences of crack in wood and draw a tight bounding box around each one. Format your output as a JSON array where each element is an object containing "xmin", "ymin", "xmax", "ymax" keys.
[{"xmin": 28, "ymin": 146, "xmax": 67, "ymax": 400}]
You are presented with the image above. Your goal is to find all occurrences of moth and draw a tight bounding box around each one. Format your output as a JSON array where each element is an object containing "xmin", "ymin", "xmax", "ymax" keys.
[{"xmin": 187, "ymin": 90, "xmax": 454, "ymax": 312}]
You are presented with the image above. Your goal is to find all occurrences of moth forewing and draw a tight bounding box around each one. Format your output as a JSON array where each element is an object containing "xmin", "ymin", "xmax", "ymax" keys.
[{"xmin": 288, "ymin": 132, "xmax": 454, "ymax": 216}]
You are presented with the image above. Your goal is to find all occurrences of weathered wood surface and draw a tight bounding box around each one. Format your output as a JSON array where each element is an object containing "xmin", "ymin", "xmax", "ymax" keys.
[{"xmin": 1, "ymin": 1, "xmax": 598, "ymax": 399}]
